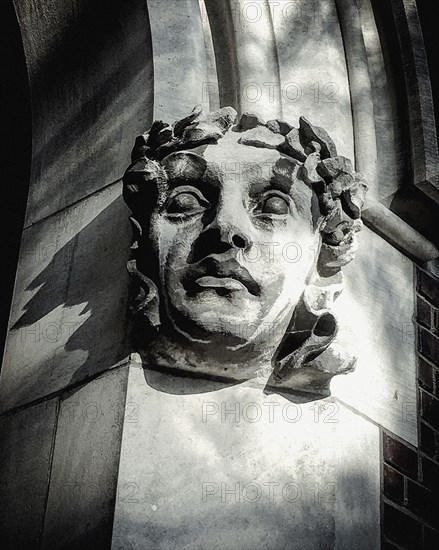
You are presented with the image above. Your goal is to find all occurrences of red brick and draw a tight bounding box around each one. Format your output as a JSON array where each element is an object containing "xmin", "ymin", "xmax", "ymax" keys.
[
  {"xmin": 383, "ymin": 503, "xmax": 422, "ymax": 549},
  {"xmin": 419, "ymin": 357, "xmax": 434, "ymax": 392},
  {"xmin": 420, "ymin": 328, "xmax": 439, "ymax": 366},
  {"xmin": 421, "ymin": 390, "xmax": 439, "ymax": 430},
  {"xmin": 383, "ymin": 432, "xmax": 418, "ymax": 479},
  {"xmin": 417, "ymin": 296, "xmax": 432, "ymax": 328},
  {"xmin": 418, "ymin": 269, "xmax": 439, "ymax": 308},
  {"xmin": 384, "ymin": 464, "xmax": 405, "ymax": 504},
  {"xmin": 420, "ymin": 421, "xmax": 437, "ymax": 457},
  {"xmin": 407, "ymin": 480, "xmax": 438, "ymax": 525}
]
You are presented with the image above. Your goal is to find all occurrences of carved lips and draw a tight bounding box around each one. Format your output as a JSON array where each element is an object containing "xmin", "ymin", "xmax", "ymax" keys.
[{"xmin": 183, "ymin": 257, "xmax": 261, "ymax": 297}]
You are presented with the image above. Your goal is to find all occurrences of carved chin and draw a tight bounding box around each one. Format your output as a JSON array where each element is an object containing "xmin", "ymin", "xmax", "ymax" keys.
[
  {"xmin": 163, "ymin": 291, "xmax": 268, "ymax": 346},
  {"xmin": 160, "ymin": 283, "xmax": 299, "ymax": 356}
]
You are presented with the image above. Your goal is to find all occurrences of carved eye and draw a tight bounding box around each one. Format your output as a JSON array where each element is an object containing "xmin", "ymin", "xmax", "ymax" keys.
[
  {"xmin": 165, "ymin": 186, "xmax": 209, "ymax": 217},
  {"xmin": 259, "ymin": 192, "xmax": 291, "ymax": 216}
]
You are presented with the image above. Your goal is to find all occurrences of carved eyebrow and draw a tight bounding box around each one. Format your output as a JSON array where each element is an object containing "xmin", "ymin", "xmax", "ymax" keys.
[
  {"xmin": 249, "ymin": 176, "xmax": 292, "ymax": 196},
  {"xmin": 164, "ymin": 177, "xmax": 216, "ymax": 193},
  {"xmin": 165, "ymin": 167, "xmax": 225, "ymax": 193}
]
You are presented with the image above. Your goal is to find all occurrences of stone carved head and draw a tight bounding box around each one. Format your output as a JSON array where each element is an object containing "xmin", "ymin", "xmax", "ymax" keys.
[{"xmin": 123, "ymin": 106, "xmax": 367, "ymax": 395}]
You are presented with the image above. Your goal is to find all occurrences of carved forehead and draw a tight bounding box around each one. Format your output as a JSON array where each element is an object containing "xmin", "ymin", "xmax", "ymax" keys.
[{"xmin": 162, "ymin": 132, "xmax": 301, "ymax": 189}]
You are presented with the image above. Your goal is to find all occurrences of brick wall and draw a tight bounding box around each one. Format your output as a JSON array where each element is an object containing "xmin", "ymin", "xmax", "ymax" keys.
[{"xmin": 382, "ymin": 266, "xmax": 439, "ymax": 549}]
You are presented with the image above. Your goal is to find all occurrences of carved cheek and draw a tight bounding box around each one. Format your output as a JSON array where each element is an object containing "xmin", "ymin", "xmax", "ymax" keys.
[{"xmin": 154, "ymin": 215, "xmax": 203, "ymax": 274}]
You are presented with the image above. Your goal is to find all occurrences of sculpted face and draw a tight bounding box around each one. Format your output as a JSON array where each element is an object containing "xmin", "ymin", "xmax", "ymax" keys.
[
  {"xmin": 123, "ymin": 107, "xmax": 367, "ymax": 391},
  {"xmin": 150, "ymin": 131, "xmax": 316, "ymax": 349}
]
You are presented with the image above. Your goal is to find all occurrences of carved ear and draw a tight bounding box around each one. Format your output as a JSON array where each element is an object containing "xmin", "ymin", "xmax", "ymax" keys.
[
  {"xmin": 272, "ymin": 311, "xmax": 338, "ymax": 383},
  {"xmin": 268, "ymin": 268, "xmax": 346, "ymax": 392}
]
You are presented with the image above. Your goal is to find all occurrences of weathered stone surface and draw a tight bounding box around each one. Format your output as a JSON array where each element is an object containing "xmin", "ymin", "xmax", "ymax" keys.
[
  {"xmin": 299, "ymin": 116, "xmax": 338, "ymax": 159},
  {"xmin": 41, "ymin": 367, "xmax": 129, "ymax": 550},
  {"xmin": 238, "ymin": 126, "xmax": 285, "ymax": 149},
  {"xmin": 112, "ymin": 366, "xmax": 380, "ymax": 550},
  {"xmin": 0, "ymin": 399, "xmax": 58, "ymax": 549},
  {"xmin": 123, "ymin": 106, "xmax": 416, "ymax": 442}
]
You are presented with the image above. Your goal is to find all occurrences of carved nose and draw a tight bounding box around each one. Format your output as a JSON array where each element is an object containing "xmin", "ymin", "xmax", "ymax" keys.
[{"xmin": 208, "ymin": 207, "xmax": 252, "ymax": 251}]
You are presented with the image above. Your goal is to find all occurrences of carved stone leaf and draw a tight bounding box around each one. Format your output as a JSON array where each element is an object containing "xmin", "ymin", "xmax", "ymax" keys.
[
  {"xmin": 181, "ymin": 122, "xmax": 224, "ymax": 145},
  {"xmin": 279, "ymin": 128, "xmax": 306, "ymax": 161},
  {"xmin": 239, "ymin": 112, "xmax": 265, "ymax": 131},
  {"xmin": 318, "ymin": 156, "xmax": 354, "ymax": 178},
  {"xmin": 266, "ymin": 119, "xmax": 294, "ymax": 136},
  {"xmin": 299, "ymin": 116, "xmax": 337, "ymax": 159},
  {"xmin": 146, "ymin": 120, "xmax": 168, "ymax": 149},
  {"xmin": 318, "ymin": 192, "xmax": 337, "ymax": 215},
  {"xmin": 131, "ymin": 132, "xmax": 150, "ymax": 162},
  {"xmin": 157, "ymin": 126, "xmax": 173, "ymax": 146},
  {"xmin": 317, "ymin": 156, "xmax": 355, "ymax": 196},
  {"xmin": 238, "ymin": 126, "xmax": 285, "ymax": 149},
  {"xmin": 180, "ymin": 107, "xmax": 237, "ymax": 147},
  {"xmin": 324, "ymin": 222, "xmax": 355, "ymax": 246},
  {"xmin": 155, "ymin": 141, "xmax": 179, "ymax": 160},
  {"xmin": 319, "ymin": 232, "xmax": 360, "ymax": 268},
  {"xmin": 320, "ymin": 204, "xmax": 346, "ymax": 234},
  {"xmin": 206, "ymin": 106, "xmax": 237, "ymax": 132},
  {"xmin": 341, "ymin": 185, "xmax": 367, "ymax": 219},
  {"xmin": 302, "ymin": 152, "xmax": 325, "ymax": 185},
  {"xmin": 173, "ymin": 105, "xmax": 204, "ymax": 137}
]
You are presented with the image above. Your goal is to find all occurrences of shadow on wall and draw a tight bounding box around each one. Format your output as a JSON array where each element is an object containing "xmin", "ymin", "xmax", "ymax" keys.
[
  {"xmin": 9, "ymin": 195, "xmax": 131, "ymax": 404},
  {"xmin": 15, "ymin": 0, "xmax": 154, "ymax": 225}
]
